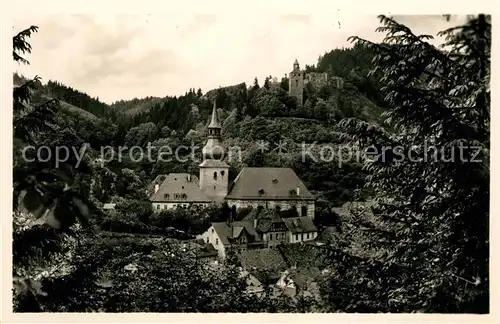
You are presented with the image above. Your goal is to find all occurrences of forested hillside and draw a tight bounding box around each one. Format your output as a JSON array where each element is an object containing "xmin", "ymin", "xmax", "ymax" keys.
[
  {"xmin": 14, "ymin": 41, "xmax": 383, "ymax": 208},
  {"xmin": 12, "ymin": 15, "xmax": 490, "ymax": 313}
]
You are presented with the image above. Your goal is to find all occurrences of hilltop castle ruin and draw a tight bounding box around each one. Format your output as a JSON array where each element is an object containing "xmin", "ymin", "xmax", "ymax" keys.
[{"xmin": 288, "ymin": 59, "xmax": 343, "ymax": 106}]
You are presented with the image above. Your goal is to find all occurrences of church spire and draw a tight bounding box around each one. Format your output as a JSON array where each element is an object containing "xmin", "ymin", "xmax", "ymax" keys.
[{"xmin": 208, "ymin": 100, "xmax": 221, "ymax": 129}]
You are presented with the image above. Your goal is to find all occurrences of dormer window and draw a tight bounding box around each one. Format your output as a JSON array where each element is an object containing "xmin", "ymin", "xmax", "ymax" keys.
[
  {"xmin": 164, "ymin": 194, "xmax": 170, "ymax": 199},
  {"xmin": 272, "ymin": 178, "xmax": 278, "ymax": 184},
  {"xmin": 290, "ymin": 189, "xmax": 297, "ymax": 196},
  {"xmin": 181, "ymin": 193, "xmax": 187, "ymax": 199},
  {"xmin": 258, "ymin": 188, "xmax": 265, "ymax": 195}
]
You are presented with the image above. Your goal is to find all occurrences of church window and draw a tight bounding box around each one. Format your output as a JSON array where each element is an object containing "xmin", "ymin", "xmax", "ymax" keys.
[
  {"xmin": 216, "ymin": 238, "xmax": 219, "ymax": 245},
  {"xmin": 301, "ymin": 206, "xmax": 308, "ymax": 217},
  {"xmin": 269, "ymin": 233, "xmax": 273, "ymax": 240},
  {"xmin": 212, "ymin": 228, "xmax": 214, "ymax": 233},
  {"xmin": 214, "ymin": 171, "xmax": 217, "ymax": 180},
  {"xmin": 221, "ymin": 170, "xmax": 225, "ymax": 177}
]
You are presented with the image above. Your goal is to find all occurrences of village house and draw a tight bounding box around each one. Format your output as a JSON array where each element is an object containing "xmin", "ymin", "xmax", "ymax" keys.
[
  {"xmin": 148, "ymin": 101, "xmax": 316, "ymax": 218},
  {"xmin": 197, "ymin": 209, "xmax": 318, "ymax": 259},
  {"xmin": 198, "ymin": 220, "xmax": 264, "ymax": 258}
]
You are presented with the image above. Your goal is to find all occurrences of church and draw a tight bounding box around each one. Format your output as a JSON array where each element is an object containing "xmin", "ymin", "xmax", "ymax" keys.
[{"xmin": 148, "ymin": 102, "xmax": 316, "ymax": 219}]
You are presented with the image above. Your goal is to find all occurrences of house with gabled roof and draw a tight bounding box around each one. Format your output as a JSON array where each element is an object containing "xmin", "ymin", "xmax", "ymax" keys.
[
  {"xmin": 197, "ymin": 208, "xmax": 318, "ymax": 258},
  {"xmin": 149, "ymin": 100, "xmax": 315, "ymax": 218},
  {"xmin": 197, "ymin": 220, "xmax": 264, "ymax": 258}
]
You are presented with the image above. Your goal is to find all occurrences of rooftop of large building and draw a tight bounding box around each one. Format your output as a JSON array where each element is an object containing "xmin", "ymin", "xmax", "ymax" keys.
[
  {"xmin": 150, "ymin": 173, "xmax": 211, "ymax": 203},
  {"xmin": 226, "ymin": 167, "xmax": 314, "ymax": 200}
]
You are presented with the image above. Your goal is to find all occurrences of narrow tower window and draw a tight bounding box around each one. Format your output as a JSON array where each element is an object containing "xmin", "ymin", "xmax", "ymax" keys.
[{"xmin": 213, "ymin": 171, "xmax": 217, "ymax": 180}]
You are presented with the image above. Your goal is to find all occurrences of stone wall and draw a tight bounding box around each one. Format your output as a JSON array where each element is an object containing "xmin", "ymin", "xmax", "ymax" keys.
[{"xmin": 305, "ymin": 72, "xmax": 328, "ymax": 89}]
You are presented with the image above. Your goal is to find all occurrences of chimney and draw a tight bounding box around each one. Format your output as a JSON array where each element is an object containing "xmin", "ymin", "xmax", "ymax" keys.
[
  {"xmin": 187, "ymin": 174, "xmax": 191, "ymax": 182},
  {"xmin": 253, "ymin": 218, "xmax": 258, "ymax": 228},
  {"xmin": 296, "ymin": 186, "xmax": 300, "ymax": 196},
  {"xmin": 154, "ymin": 184, "xmax": 160, "ymax": 194}
]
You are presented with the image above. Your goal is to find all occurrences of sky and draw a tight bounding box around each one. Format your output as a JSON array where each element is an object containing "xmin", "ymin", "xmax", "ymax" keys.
[{"xmin": 12, "ymin": 12, "xmax": 467, "ymax": 104}]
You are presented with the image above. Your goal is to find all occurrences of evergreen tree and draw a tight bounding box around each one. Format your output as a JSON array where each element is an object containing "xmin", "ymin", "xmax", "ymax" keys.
[{"xmin": 332, "ymin": 14, "xmax": 490, "ymax": 312}]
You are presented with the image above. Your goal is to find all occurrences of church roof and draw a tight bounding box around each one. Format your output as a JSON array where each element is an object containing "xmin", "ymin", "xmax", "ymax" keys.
[
  {"xmin": 226, "ymin": 167, "xmax": 314, "ymax": 200},
  {"xmin": 208, "ymin": 100, "xmax": 221, "ymax": 128},
  {"xmin": 149, "ymin": 173, "xmax": 211, "ymax": 203}
]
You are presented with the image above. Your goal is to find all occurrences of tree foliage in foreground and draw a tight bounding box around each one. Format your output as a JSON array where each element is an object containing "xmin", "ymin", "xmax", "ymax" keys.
[
  {"xmin": 13, "ymin": 26, "xmax": 98, "ymax": 311},
  {"xmin": 327, "ymin": 14, "xmax": 490, "ymax": 312}
]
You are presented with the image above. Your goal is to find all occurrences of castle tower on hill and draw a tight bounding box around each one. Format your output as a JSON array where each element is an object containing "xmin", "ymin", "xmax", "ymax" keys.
[
  {"xmin": 199, "ymin": 101, "xmax": 229, "ymax": 202},
  {"xmin": 288, "ymin": 59, "xmax": 304, "ymax": 106}
]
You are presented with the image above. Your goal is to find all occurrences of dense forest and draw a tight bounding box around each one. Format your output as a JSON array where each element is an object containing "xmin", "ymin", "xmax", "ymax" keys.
[{"xmin": 12, "ymin": 15, "xmax": 490, "ymax": 313}]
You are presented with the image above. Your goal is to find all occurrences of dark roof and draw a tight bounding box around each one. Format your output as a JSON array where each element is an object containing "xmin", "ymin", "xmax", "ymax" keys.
[
  {"xmin": 243, "ymin": 209, "xmax": 287, "ymax": 233},
  {"xmin": 278, "ymin": 244, "xmax": 328, "ymax": 269},
  {"xmin": 185, "ymin": 239, "xmax": 218, "ymax": 258},
  {"xmin": 289, "ymin": 267, "xmax": 322, "ymax": 289},
  {"xmin": 283, "ymin": 217, "xmax": 318, "ymax": 234},
  {"xmin": 226, "ymin": 167, "xmax": 314, "ymax": 200},
  {"xmin": 212, "ymin": 221, "xmax": 261, "ymax": 246},
  {"xmin": 150, "ymin": 173, "xmax": 211, "ymax": 203},
  {"xmin": 237, "ymin": 248, "xmax": 288, "ymax": 281},
  {"xmin": 197, "ymin": 243, "xmax": 218, "ymax": 258}
]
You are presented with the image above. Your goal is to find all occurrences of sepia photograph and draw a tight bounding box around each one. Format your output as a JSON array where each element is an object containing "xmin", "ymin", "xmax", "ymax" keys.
[{"xmin": 6, "ymin": 2, "xmax": 491, "ymax": 318}]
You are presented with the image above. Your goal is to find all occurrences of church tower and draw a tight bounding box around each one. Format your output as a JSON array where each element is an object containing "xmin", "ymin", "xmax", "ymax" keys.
[
  {"xmin": 199, "ymin": 101, "xmax": 229, "ymax": 202},
  {"xmin": 288, "ymin": 59, "xmax": 304, "ymax": 106}
]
